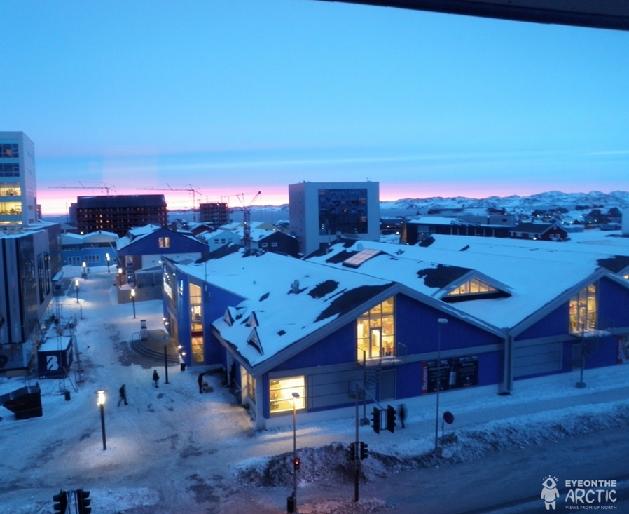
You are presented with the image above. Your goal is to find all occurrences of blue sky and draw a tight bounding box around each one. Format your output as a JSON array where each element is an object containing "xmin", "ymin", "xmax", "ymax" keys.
[{"xmin": 2, "ymin": 0, "xmax": 629, "ymax": 212}]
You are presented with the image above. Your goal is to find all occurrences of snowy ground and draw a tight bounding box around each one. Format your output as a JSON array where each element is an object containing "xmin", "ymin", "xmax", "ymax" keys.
[{"xmin": 1, "ymin": 266, "xmax": 628, "ymax": 513}]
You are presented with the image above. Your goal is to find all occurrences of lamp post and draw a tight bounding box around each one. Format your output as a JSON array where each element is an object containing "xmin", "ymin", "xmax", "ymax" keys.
[
  {"xmin": 130, "ymin": 288, "xmax": 136, "ymax": 319},
  {"xmin": 74, "ymin": 279, "xmax": 79, "ymax": 304},
  {"xmin": 435, "ymin": 317, "xmax": 448, "ymax": 451},
  {"xmin": 105, "ymin": 252, "xmax": 111, "ymax": 274},
  {"xmin": 82, "ymin": 260, "xmax": 87, "ymax": 278},
  {"xmin": 291, "ymin": 391, "xmax": 300, "ymax": 512},
  {"xmin": 97, "ymin": 390, "xmax": 107, "ymax": 450}
]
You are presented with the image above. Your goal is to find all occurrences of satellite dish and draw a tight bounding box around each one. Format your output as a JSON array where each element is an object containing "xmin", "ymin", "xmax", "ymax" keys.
[{"xmin": 443, "ymin": 411, "xmax": 455, "ymax": 425}]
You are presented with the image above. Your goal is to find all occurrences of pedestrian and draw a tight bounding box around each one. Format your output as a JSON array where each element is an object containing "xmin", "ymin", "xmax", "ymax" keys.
[
  {"xmin": 399, "ymin": 403, "xmax": 407, "ymax": 429},
  {"xmin": 197, "ymin": 372, "xmax": 204, "ymax": 394},
  {"xmin": 152, "ymin": 369, "xmax": 160, "ymax": 388},
  {"xmin": 118, "ymin": 384, "xmax": 128, "ymax": 406}
]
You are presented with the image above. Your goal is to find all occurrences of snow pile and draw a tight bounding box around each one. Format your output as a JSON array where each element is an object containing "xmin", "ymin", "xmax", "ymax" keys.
[{"xmin": 237, "ymin": 400, "xmax": 629, "ymax": 487}]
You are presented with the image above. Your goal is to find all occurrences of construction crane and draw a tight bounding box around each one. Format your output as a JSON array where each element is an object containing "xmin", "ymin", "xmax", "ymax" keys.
[
  {"xmin": 236, "ymin": 191, "xmax": 262, "ymax": 256},
  {"xmin": 48, "ymin": 183, "xmax": 114, "ymax": 195},
  {"xmin": 140, "ymin": 184, "xmax": 202, "ymax": 221}
]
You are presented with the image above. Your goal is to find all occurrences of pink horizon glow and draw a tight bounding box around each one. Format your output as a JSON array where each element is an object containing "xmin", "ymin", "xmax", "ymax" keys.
[{"xmin": 37, "ymin": 182, "xmax": 616, "ymax": 216}]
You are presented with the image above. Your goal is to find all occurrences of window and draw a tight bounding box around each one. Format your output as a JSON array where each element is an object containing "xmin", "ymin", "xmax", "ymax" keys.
[
  {"xmin": 357, "ymin": 297, "xmax": 395, "ymax": 361},
  {"xmin": 191, "ymin": 335, "xmax": 204, "ymax": 364},
  {"xmin": 446, "ymin": 278, "xmax": 497, "ymax": 297},
  {"xmin": 270, "ymin": 376, "xmax": 305, "ymax": 413},
  {"xmin": 189, "ymin": 283, "xmax": 204, "ymax": 362},
  {"xmin": 569, "ymin": 283, "xmax": 597, "ymax": 334},
  {"xmin": 318, "ymin": 188, "xmax": 369, "ymax": 235},
  {"xmin": 0, "ymin": 144, "xmax": 19, "ymax": 158},
  {"xmin": 241, "ymin": 367, "xmax": 256, "ymax": 403},
  {"xmin": 158, "ymin": 236, "xmax": 171, "ymax": 248}
]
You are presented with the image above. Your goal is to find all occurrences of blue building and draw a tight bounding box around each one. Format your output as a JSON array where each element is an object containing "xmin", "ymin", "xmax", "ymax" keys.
[
  {"xmin": 163, "ymin": 235, "xmax": 629, "ymax": 429},
  {"xmin": 60, "ymin": 230, "xmax": 118, "ymax": 268}
]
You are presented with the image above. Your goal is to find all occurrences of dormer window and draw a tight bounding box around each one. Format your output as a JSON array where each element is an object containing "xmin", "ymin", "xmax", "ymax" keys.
[
  {"xmin": 246, "ymin": 311, "xmax": 258, "ymax": 327},
  {"xmin": 247, "ymin": 328, "xmax": 263, "ymax": 354},
  {"xmin": 223, "ymin": 308, "xmax": 234, "ymax": 327},
  {"xmin": 569, "ymin": 283, "xmax": 597, "ymax": 334},
  {"xmin": 447, "ymin": 278, "xmax": 497, "ymax": 297}
]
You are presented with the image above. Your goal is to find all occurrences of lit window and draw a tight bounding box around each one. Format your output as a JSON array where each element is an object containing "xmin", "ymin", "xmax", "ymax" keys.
[
  {"xmin": 446, "ymin": 278, "xmax": 497, "ymax": 297},
  {"xmin": 569, "ymin": 283, "xmax": 597, "ymax": 334},
  {"xmin": 191, "ymin": 335, "xmax": 204, "ymax": 364},
  {"xmin": 357, "ymin": 297, "xmax": 395, "ymax": 361},
  {"xmin": 241, "ymin": 367, "xmax": 256, "ymax": 403},
  {"xmin": 269, "ymin": 376, "xmax": 305, "ymax": 413},
  {"xmin": 158, "ymin": 237, "xmax": 171, "ymax": 248}
]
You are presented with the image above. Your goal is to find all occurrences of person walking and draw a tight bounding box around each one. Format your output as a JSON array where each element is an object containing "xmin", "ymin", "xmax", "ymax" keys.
[
  {"xmin": 118, "ymin": 384, "xmax": 128, "ymax": 406},
  {"xmin": 152, "ymin": 369, "xmax": 160, "ymax": 388},
  {"xmin": 197, "ymin": 372, "xmax": 204, "ymax": 394}
]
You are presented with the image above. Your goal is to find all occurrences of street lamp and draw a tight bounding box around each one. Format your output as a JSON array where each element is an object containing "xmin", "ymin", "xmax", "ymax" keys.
[
  {"xmin": 435, "ymin": 317, "xmax": 448, "ymax": 451},
  {"xmin": 105, "ymin": 252, "xmax": 111, "ymax": 274},
  {"xmin": 74, "ymin": 279, "xmax": 79, "ymax": 304},
  {"xmin": 130, "ymin": 288, "xmax": 136, "ymax": 319},
  {"xmin": 97, "ymin": 390, "xmax": 107, "ymax": 450},
  {"xmin": 291, "ymin": 391, "xmax": 300, "ymax": 512},
  {"xmin": 82, "ymin": 261, "xmax": 87, "ymax": 278}
]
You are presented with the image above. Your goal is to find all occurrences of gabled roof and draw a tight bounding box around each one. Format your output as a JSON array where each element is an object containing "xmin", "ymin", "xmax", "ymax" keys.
[
  {"xmin": 117, "ymin": 225, "xmax": 203, "ymax": 251},
  {"xmin": 307, "ymin": 235, "xmax": 629, "ymax": 329}
]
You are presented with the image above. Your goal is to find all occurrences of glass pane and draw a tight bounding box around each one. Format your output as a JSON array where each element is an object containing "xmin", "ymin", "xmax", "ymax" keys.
[
  {"xmin": 356, "ymin": 319, "xmax": 369, "ymax": 340},
  {"xmin": 369, "ymin": 304, "xmax": 382, "ymax": 317},
  {"xmin": 191, "ymin": 336, "xmax": 204, "ymax": 363},
  {"xmin": 370, "ymin": 329, "xmax": 381, "ymax": 358},
  {"xmin": 269, "ymin": 376, "xmax": 305, "ymax": 413},
  {"xmin": 382, "ymin": 336, "xmax": 395, "ymax": 357},
  {"xmin": 381, "ymin": 297, "xmax": 394, "ymax": 314},
  {"xmin": 382, "ymin": 316, "xmax": 394, "ymax": 337}
]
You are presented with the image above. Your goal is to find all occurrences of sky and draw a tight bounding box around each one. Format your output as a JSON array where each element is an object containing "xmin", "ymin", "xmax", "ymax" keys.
[{"xmin": 2, "ymin": 0, "xmax": 629, "ymax": 214}]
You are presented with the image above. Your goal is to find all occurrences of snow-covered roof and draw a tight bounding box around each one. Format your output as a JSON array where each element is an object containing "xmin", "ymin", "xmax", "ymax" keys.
[
  {"xmin": 407, "ymin": 216, "xmax": 459, "ymax": 225},
  {"xmin": 117, "ymin": 225, "xmax": 201, "ymax": 251},
  {"xmin": 60, "ymin": 230, "xmax": 118, "ymax": 246},
  {"xmin": 39, "ymin": 336, "xmax": 72, "ymax": 352},
  {"xmin": 307, "ymin": 235, "xmax": 629, "ymax": 329},
  {"xmin": 177, "ymin": 251, "xmax": 393, "ymax": 369}
]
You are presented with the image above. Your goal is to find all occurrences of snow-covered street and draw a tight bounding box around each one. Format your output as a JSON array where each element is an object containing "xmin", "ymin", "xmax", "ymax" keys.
[{"xmin": 1, "ymin": 267, "xmax": 628, "ymax": 513}]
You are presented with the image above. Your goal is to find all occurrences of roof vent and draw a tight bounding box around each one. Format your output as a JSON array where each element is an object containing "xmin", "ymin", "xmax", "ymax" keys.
[{"xmin": 291, "ymin": 279, "xmax": 300, "ymax": 294}]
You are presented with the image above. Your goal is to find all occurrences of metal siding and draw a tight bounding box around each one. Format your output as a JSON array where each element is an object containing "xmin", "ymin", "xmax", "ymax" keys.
[
  {"xmin": 599, "ymin": 277, "xmax": 629, "ymax": 329},
  {"xmin": 516, "ymin": 303, "xmax": 569, "ymax": 340},
  {"xmin": 307, "ymin": 366, "xmax": 365, "ymax": 410},
  {"xmin": 396, "ymin": 294, "xmax": 501, "ymax": 354},
  {"xmin": 513, "ymin": 340, "xmax": 563, "ymax": 378},
  {"xmin": 273, "ymin": 322, "xmax": 356, "ymax": 371},
  {"xmin": 396, "ymin": 362, "xmax": 422, "ymax": 398},
  {"xmin": 203, "ymin": 283, "xmax": 245, "ymax": 365},
  {"xmin": 6, "ymin": 239, "xmax": 22, "ymax": 342}
]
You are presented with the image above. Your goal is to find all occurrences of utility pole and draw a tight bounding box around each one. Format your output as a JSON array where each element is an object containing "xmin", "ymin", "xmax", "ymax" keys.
[
  {"xmin": 164, "ymin": 344, "xmax": 170, "ymax": 384},
  {"xmin": 435, "ymin": 318, "xmax": 448, "ymax": 451}
]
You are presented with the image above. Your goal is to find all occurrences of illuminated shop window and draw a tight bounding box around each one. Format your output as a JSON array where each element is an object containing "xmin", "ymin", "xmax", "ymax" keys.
[
  {"xmin": 569, "ymin": 283, "xmax": 597, "ymax": 334},
  {"xmin": 356, "ymin": 297, "xmax": 395, "ymax": 361},
  {"xmin": 189, "ymin": 283, "xmax": 204, "ymax": 362},
  {"xmin": 241, "ymin": 367, "xmax": 256, "ymax": 403},
  {"xmin": 269, "ymin": 376, "xmax": 305, "ymax": 413}
]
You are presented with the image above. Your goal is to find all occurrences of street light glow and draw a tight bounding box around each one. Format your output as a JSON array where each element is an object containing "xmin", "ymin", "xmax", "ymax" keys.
[
  {"xmin": 75, "ymin": 279, "xmax": 79, "ymax": 287},
  {"xmin": 97, "ymin": 390, "xmax": 106, "ymax": 406},
  {"xmin": 131, "ymin": 288, "xmax": 135, "ymax": 298}
]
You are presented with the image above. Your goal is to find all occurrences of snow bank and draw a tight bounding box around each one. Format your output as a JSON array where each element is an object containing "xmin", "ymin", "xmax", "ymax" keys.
[{"xmin": 236, "ymin": 400, "xmax": 629, "ymax": 487}]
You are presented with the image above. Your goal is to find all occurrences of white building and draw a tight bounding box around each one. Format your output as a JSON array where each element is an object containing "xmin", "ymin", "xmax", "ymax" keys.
[
  {"xmin": 0, "ymin": 131, "xmax": 37, "ymax": 226},
  {"xmin": 288, "ymin": 181, "xmax": 380, "ymax": 255}
]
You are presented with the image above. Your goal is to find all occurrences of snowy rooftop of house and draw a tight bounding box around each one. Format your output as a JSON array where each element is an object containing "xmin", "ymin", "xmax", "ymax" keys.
[
  {"xmin": 0, "ymin": 221, "xmax": 57, "ymax": 239},
  {"xmin": 39, "ymin": 336, "xmax": 72, "ymax": 352},
  {"xmin": 117, "ymin": 224, "xmax": 201, "ymax": 251},
  {"xmin": 60, "ymin": 230, "xmax": 118, "ymax": 246},
  {"xmin": 307, "ymin": 235, "xmax": 629, "ymax": 329},
  {"xmin": 176, "ymin": 251, "xmax": 392, "ymax": 368},
  {"xmin": 407, "ymin": 216, "xmax": 459, "ymax": 225}
]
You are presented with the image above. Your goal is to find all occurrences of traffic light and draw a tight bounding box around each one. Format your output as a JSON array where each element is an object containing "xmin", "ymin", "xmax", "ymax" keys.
[
  {"xmin": 346, "ymin": 441, "xmax": 356, "ymax": 461},
  {"xmin": 77, "ymin": 489, "xmax": 91, "ymax": 514},
  {"xmin": 52, "ymin": 490, "xmax": 68, "ymax": 514},
  {"xmin": 292, "ymin": 456, "xmax": 300, "ymax": 470},
  {"xmin": 371, "ymin": 406, "xmax": 381, "ymax": 434},
  {"xmin": 360, "ymin": 441, "xmax": 369, "ymax": 460},
  {"xmin": 386, "ymin": 405, "xmax": 396, "ymax": 433}
]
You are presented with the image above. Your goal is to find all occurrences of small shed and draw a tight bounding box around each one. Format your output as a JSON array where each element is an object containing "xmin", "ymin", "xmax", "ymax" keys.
[{"xmin": 37, "ymin": 336, "xmax": 74, "ymax": 378}]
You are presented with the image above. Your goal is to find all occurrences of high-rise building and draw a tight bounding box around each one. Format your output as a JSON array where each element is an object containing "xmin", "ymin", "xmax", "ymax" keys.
[
  {"xmin": 199, "ymin": 202, "xmax": 229, "ymax": 226},
  {"xmin": 71, "ymin": 194, "xmax": 167, "ymax": 236},
  {"xmin": 289, "ymin": 181, "xmax": 380, "ymax": 255},
  {"xmin": 0, "ymin": 131, "xmax": 37, "ymax": 226}
]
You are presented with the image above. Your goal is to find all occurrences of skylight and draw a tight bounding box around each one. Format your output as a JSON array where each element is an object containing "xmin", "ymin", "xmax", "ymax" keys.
[{"xmin": 342, "ymin": 248, "xmax": 380, "ymax": 268}]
